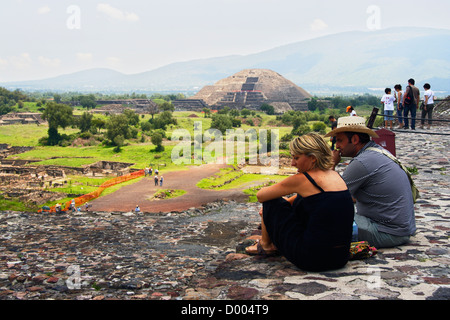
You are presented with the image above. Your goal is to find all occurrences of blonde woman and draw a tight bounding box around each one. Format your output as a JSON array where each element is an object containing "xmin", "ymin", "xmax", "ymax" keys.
[{"xmin": 246, "ymin": 133, "xmax": 354, "ymax": 271}]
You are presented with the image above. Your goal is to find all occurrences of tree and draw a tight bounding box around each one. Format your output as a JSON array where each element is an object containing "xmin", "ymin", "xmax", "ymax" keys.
[
  {"xmin": 91, "ymin": 118, "xmax": 106, "ymax": 131},
  {"xmin": 53, "ymin": 94, "xmax": 62, "ymax": 103},
  {"xmin": 149, "ymin": 111, "xmax": 177, "ymax": 130},
  {"xmin": 106, "ymin": 114, "xmax": 131, "ymax": 146},
  {"xmin": 113, "ymin": 135, "xmax": 125, "ymax": 152},
  {"xmin": 240, "ymin": 108, "xmax": 251, "ymax": 118},
  {"xmin": 218, "ymin": 106, "xmax": 230, "ymax": 115},
  {"xmin": 151, "ymin": 132, "xmax": 164, "ymax": 152},
  {"xmin": 78, "ymin": 112, "xmax": 93, "ymax": 133},
  {"xmin": 160, "ymin": 101, "xmax": 174, "ymax": 112},
  {"xmin": 210, "ymin": 113, "xmax": 233, "ymax": 134},
  {"xmin": 42, "ymin": 102, "xmax": 74, "ymax": 145},
  {"xmin": 148, "ymin": 103, "xmax": 160, "ymax": 119},
  {"xmin": 123, "ymin": 109, "xmax": 140, "ymax": 126},
  {"xmin": 308, "ymin": 97, "xmax": 318, "ymax": 111},
  {"xmin": 202, "ymin": 108, "xmax": 211, "ymax": 118},
  {"xmin": 291, "ymin": 124, "xmax": 312, "ymax": 136},
  {"xmin": 292, "ymin": 114, "xmax": 307, "ymax": 132},
  {"xmin": 316, "ymin": 101, "xmax": 328, "ymax": 112},
  {"xmin": 0, "ymin": 87, "xmax": 29, "ymax": 115},
  {"xmin": 260, "ymin": 103, "xmax": 275, "ymax": 115},
  {"xmin": 79, "ymin": 94, "xmax": 97, "ymax": 109},
  {"xmin": 312, "ymin": 121, "xmax": 327, "ymax": 134},
  {"xmin": 229, "ymin": 109, "xmax": 240, "ymax": 117}
]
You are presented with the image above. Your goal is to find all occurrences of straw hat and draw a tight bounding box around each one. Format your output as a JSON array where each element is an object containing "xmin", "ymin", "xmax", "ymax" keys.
[{"xmin": 324, "ymin": 116, "xmax": 379, "ymax": 138}]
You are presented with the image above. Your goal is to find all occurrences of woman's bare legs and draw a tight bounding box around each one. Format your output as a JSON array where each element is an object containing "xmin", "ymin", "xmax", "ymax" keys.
[{"xmin": 245, "ymin": 207, "xmax": 277, "ymax": 254}]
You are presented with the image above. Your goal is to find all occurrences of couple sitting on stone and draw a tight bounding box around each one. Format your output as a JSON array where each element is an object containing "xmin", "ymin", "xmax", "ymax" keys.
[{"xmin": 245, "ymin": 117, "xmax": 416, "ymax": 272}]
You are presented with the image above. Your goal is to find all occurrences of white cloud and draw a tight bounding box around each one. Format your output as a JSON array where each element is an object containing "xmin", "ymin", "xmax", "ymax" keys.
[
  {"xmin": 0, "ymin": 57, "xmax": 8, "ymax": 69},
  {"xmin": 76, "ymin": 53, "xmax": 93, "ymax": 63},
  {"xmin": 97, "ymin": 3, "xmax": 140, "ymax": 22},
  {"xmin": 38, "ymin": 56, "xmax": 61, "ymax": 68},
  {"xmin": 10, "ymin": 53, "xmax": 32, "ymax": 70},
  {"xmin": 106, "ymin": 57, "xmax": 121, "ymax": 67},
  {"xmin": 37, "ymin": 6, "xmax": 51, "ymax": 15},
  {"xmin": 310, "ymin": 19, "xmax": 328, "ymax": 32}
]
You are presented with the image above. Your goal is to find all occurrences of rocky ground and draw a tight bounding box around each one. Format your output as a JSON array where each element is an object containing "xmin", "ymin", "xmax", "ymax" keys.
[{"xmin": 0, "ymin": 123, "xmax": 449, "ymax": 305}]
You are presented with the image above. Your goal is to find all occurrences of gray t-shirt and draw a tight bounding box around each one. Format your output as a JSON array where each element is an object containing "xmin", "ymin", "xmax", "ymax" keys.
[{"xmin": 342, "ymin": 141, "xmax": 416, "ymax": 236}]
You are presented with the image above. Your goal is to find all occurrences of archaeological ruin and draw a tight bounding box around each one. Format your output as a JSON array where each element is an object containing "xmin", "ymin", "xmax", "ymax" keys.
[
  {"xmin": 173, "ymin": 69, "xmax": 313, "ymax": 113},
  {"xmin": 92, "ymin": 99, "xmax": 160, "ymax": 115},
  {"xmin": 0, "ymin": 144, "xmax": 137, "ymax": 207},
  {"xmin": 0, "ymin": 112, "xmax": 45, "ymax": 126}
]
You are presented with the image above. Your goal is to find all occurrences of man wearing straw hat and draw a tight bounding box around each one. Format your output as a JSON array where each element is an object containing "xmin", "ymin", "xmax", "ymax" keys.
[{"xmin": 325, "ymin": 116, "xmax": 416, "ymax": 248}]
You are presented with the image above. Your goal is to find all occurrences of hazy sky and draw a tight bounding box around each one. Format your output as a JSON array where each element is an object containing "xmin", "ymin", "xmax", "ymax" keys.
[{"xmin": 1, "ymin": 0, "xmax": 450, "ymax": 82}]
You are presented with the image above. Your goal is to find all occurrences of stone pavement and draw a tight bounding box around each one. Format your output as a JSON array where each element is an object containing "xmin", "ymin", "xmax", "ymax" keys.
[{"xmin": 0, "ymin": 126, "xmax": 449, "ymax": 301}]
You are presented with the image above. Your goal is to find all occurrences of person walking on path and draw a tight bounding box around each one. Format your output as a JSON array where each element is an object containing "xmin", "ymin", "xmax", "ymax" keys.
[
  {"xmin": 160, "ymin": 176, "xmax": 164, "ymax": 186},
  {"xmin": 394, "ymin": 84, "xmax": 404, "ymax": 128},
  {"xmin": 154, "ymin": 175, "xmax": 159, "ymax": 186},
  {"xmin": 421, "ymin": 83, "xmax": 435, "ymax": 129},
  {"xmin": 402, "ymin": 79, "xmax": 420, "ymax": 130}
]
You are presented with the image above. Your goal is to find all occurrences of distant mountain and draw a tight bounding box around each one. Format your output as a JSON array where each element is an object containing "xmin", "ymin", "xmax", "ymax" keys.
[{"xmin": 2, "ymin": 27, "xmax": 450, "ymax": 96}]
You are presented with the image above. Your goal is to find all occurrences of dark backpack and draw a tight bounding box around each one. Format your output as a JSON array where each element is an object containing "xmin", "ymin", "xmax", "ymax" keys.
[{"xmin": 404, "ymin": 86, "xmax": 414, "ymax": 105}]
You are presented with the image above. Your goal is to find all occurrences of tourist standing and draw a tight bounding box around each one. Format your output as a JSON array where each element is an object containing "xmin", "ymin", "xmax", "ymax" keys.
[
  {"xmin": 160, "ymin": 176, "xmax": 164, "ymax": 186},
  {"xmin": 394, "ymin": 84, "xmax": 404, "ymax": 128},
  {"xmin": 421, "ymin": 83, "xmax": 435, "ymax": 129},
  {"xmin": 381, "ymin": 88, "xmax": 395, "ymax": 130},
  {"xmin": 402, "ymin": 79, "xmax": 420, "ymax": 130},
  {"xmin": 154, "ymin": 175, "xmax": 159, "ymax": 186},
  {"xmin": 70, "ymin": 199, "xmax": 76, "ymax": 212}
]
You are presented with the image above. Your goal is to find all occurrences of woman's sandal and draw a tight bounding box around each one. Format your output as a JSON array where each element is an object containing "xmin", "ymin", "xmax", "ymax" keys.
[{"xmin": 245, "ymin": 240, "xmax": 279, "ymax": 257}]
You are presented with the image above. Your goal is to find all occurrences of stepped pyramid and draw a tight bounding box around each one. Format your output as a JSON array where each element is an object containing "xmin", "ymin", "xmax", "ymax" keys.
[{"xmin": 190, "ymin": 69, "xmax": 312, "ymax": 112}]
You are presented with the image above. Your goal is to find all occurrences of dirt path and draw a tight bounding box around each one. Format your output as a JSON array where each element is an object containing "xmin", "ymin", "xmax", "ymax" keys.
[{"xmin": 88, "ymin": 163, "xmax": 249, "ymax": 213}]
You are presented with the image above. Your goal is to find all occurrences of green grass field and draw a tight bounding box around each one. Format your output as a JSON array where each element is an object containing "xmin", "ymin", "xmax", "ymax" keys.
[{"xmin": 0, "ymin": 109, "xmax": 336, "ymax": 211}]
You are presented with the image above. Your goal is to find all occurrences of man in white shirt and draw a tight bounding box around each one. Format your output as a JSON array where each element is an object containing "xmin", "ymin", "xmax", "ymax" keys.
[
  {"xmin": 381, "ymin": 88, "xmax": 395, "ymax": 130},
  {"xmin": 421, "ymin": 83, "xmax": 435, "ymax": 129}
]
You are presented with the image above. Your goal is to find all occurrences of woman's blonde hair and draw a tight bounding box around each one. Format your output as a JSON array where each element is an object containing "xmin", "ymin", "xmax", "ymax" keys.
[{"xmin": 289, "ymin": 132, "xmax": 334, "ymax": 170}]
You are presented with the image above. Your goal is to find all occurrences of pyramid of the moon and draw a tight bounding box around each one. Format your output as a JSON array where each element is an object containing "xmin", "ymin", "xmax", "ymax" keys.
[{"xmin": 190, "ymin": 69, "xmax": 312, "ymax": 111}]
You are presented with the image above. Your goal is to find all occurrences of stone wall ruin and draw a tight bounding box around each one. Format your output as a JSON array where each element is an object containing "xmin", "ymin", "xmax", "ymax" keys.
[{"xmin": 0, "ymin": 144, "xmax": 137, "ymax": 206}]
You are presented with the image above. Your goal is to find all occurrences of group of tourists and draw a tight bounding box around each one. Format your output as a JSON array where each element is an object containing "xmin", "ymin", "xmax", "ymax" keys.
[
  {"xmin": 144, "ymin": 167, "xmax": 156, "ymax": 176},
  {"xmin": 154, "ymin": 175, "xmax": 163, "ymax": 186},
  {"xmin": 342, "ymin": 79, "xmax": 436, "ymax": 131},
  {"xmin": 144, "ymin": 166, "xmax": 164, "ymax": 186},
  {"xmin": 245, "ymin": 116, "xmax": 416, "ymax": 272},
  {"xmin": 381, "ymin": 79, "xmax": 436, "ymax": 130}
]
